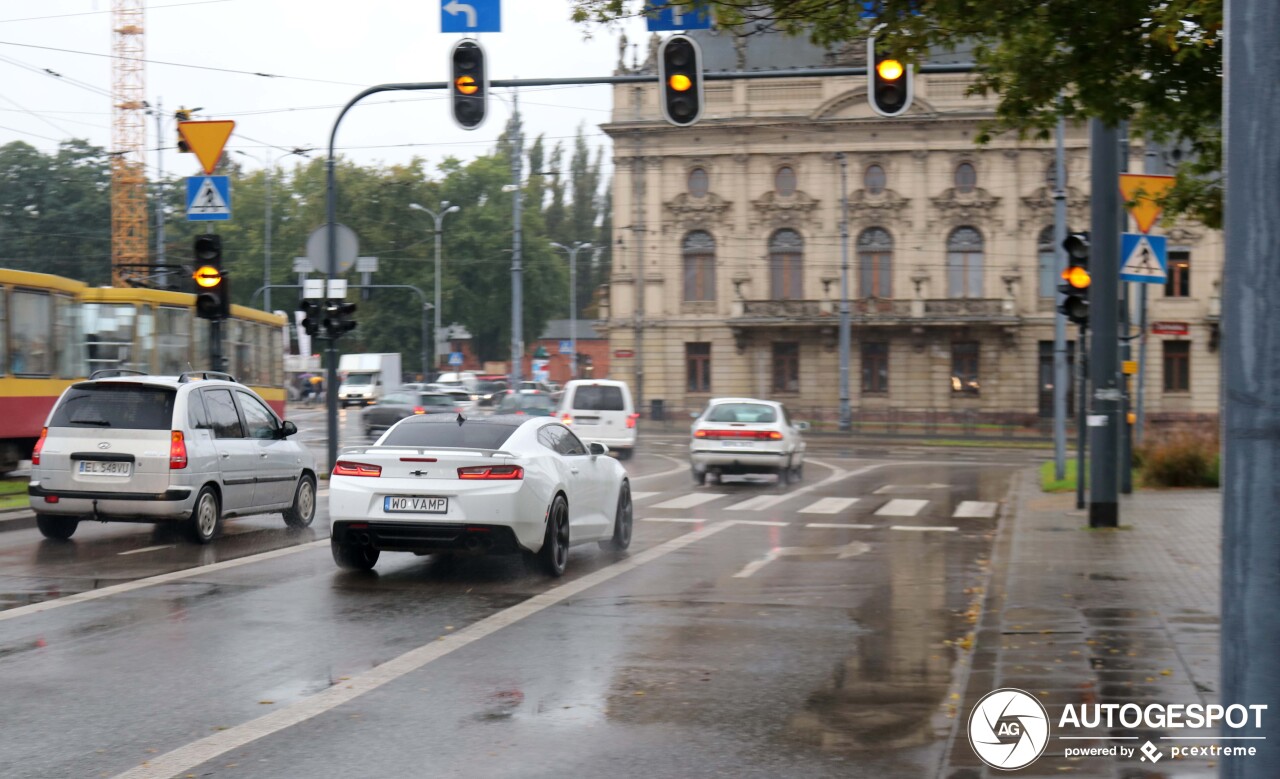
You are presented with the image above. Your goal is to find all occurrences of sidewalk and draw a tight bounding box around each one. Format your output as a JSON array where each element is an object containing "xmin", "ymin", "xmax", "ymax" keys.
[{"xmin": 943, "ymin": 469, "xmax": 1221, "ymax": 778}]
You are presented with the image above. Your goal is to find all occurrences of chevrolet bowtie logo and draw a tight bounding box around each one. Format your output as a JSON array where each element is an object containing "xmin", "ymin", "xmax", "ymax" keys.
[{"xmin": 409, "ymin": 470, "xmax": 428, "ymax": 476}]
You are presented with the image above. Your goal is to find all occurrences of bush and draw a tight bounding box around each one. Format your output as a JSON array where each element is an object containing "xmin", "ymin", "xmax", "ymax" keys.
[{"xmin": 1138, "ymin": 431, "xmax": 1220, "ymax": 488}]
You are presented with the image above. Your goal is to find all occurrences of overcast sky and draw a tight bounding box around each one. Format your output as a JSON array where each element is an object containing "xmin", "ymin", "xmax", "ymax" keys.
[{"xmin": 0, "ymin": 0, "xmax": 656, "ymax": 179}]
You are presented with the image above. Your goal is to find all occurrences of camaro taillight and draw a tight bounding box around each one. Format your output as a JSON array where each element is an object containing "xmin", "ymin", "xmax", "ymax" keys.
[
  {"xmin": 32, "ymin": 426, "xmax": 47, "ymax": 465},
  {"xmin": 626, "ymin": 413, "xmax": 639, "ymax": 429},
  {"xmin": 169, "ymin": 430, "xmax": 188, "ymax": 469},
  {"xmin": 333, "ymin": 461, "xmax": 382, "ymax": 477},
  {"xmin": 457, "ymin": 465, "xmax": 524, "ymax": 480}
]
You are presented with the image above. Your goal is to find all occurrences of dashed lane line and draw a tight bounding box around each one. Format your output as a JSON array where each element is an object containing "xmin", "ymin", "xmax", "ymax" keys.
[
  {"xmin": 890, "ymin": 525, "xmax": 959, "ymax": 532},
  {"xmin": 797, "ymin": 497, "xmax": 859, "ymax": 514},
  {"xmin": 117, "ymin": 545, "xmax": 175, "ymax": 556},
  {"xmin": 652, "ymin": 493, "xmax": 728, "ymax": 510},
  {"xmin": 804, "ymin": 523, "xmax": 875, "ymax": 529}
]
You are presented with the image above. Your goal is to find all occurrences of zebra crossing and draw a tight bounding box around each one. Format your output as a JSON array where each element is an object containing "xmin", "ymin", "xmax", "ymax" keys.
[{"xmin": 635, "ymin": 486, "xmax": 998, "ymax": 521}]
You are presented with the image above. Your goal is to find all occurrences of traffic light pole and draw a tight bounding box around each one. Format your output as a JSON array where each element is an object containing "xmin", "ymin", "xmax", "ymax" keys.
[{"xmin": 1086, "ymin": 119, "xmax": 1121, "ymax": 528}]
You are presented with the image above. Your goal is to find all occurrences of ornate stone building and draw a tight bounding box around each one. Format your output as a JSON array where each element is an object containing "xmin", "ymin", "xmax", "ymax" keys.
[{"xmin": 600, "ymin": 32, "xmax": 1221, "ymax": 427}]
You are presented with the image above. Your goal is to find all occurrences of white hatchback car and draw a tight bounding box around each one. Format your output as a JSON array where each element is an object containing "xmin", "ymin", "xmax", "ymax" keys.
[
  {"xmin": 689, "ymin": 398, "xmax": 808, "ymax": 485},
  {"xmin": 28, "ymin": 371, "xmax": 317, "ymax": 543},
  {"xmin": 328, "ymin": 413, "xmax": 633, "ymax": 576}
]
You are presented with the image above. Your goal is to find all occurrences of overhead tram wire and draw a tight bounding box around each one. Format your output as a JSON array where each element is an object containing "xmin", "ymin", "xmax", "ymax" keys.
[{"xmin": 0, "ymin": 0, "xmax": 233, "ymax": 25}]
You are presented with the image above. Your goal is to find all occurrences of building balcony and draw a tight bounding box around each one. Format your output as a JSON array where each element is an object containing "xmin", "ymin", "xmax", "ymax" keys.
[{"xmin": 729, "ymin": 298, "xmax": 1019, "ymax": 327}]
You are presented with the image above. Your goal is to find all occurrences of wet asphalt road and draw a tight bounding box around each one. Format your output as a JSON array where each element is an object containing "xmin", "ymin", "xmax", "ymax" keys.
[{"xmin": 0, "ymin": 406, "xmax": 1035, "ymax": 779}]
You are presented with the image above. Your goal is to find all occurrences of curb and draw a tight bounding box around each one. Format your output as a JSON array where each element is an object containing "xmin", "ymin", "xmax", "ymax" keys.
[{"xmin": 0, "ymin": 510, "xmax": 35, "ymax": 533}]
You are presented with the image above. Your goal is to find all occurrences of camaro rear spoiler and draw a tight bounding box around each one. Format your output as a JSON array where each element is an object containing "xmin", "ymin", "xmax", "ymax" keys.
[{"xmin": 338, "ymin": 445, "xmax": 518, "ymax": 459}]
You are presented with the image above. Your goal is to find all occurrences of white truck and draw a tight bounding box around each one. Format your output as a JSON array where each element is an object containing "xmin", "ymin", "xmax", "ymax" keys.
[{"xmin": 337, "ymin": 353, "xmax": 402, "ymax": 408}]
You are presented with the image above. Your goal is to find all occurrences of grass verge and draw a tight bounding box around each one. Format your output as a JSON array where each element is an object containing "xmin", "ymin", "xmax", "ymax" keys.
[{"xmin": 1041, "ymin": 460, "xmax": 1143, "ymax": 492}]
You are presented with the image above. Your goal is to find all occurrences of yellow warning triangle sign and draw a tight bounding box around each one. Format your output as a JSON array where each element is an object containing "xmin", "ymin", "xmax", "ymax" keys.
[
  {"xmin": 1119, "ymin": 173, "xmax": 1176, "ymax": 234},
  {"xmin": 178, "ymin": 120, "xmax": 236, "ymax": 175}
]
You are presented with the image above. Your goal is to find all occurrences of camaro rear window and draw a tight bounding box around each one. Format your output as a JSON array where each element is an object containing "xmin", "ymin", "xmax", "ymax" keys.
[
  {"xmin": 572, "ymin": 385, "xmax": 625, "ymax": 411},
  {"xmin": 705, "ymin": 403, "xmax": 777, "ymax": 424},
  {"xmin": 50, "ymin": 384, "xmax": 176, "ymax": 430},
  {"xmin": 382, "ymin": 420, "xmax": 519, "ymax": 449}
]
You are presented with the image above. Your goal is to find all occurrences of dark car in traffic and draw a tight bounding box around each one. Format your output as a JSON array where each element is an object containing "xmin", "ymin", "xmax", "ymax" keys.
[
  {"xmin": 494, "ymin": 390, "xmax": 557, "ymax": 417},
  {"xmin": 362, "ymin": 391, "xmax": 461, "ymax": 437}
]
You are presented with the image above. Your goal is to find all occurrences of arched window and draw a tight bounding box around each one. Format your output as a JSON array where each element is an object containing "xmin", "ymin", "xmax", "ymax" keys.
[
  {"xmin": 682, "ymin": 231, "xmax": 716, "ymax": 302},
  {"xmin": 687, "ymin": 167, "xmax": 709, "ymax": 198},
  {"xmin": 775, "ymin": 165, "xmax": 797, "ymax": 196},
  {"xmin": 947, "ymin": 226, "xmax": 984, "ymax": 298},
  {"xmin": 857, "ymin": 227, "xmax": 893, "ymax": 298},
  {"xmin": 954, "ymin": 162, "xmax": 977, "ymax": 194},
  {"xmin": 864, "ymin": 164, "xmax": 886, "ymax": 195},
  {"xmin": 1037, "ymin": 226, "xmax": 1057, "ymax": 298},
  {"xmin": 769, "ymin": 229, "xmax": 804, "ymax": 300}
]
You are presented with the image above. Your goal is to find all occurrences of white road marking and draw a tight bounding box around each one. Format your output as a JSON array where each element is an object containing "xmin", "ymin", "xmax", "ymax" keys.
[
  {"xmin": 875, "ymin": 499, "xmax": 929, "ymax": 517},
  {"xmin": 874, "ymin": 483, "xmax": 949, "ymax": 494},
  {"xmin": 890, "ymin": 525, "xmax": 958, "ymax": 532},
  {"xmin": 732, "ymin": 549, "xmax": 780, "ymax": 578},
  {"xmin": 730, "ymin": 519, "xmax": 790, "ymax": 527},
  {"xmin": 726, "ymin": 494, "xmax": 791, "ymax": 511},
  {"xmin": 117, "ymin": 545, "xmax": 175, "ymax": 556},
  {"xmin": 639, "ymin": 517, "xmax": 704, "ymax": 524},
  {"xmin": 732, "ymin": 539, "xmax": 869, "ymax": 578},
  {"xmin": 804, "ymin": 523, "xmax": 876, "ymax": 529},
  {"xmin": 630, "ymin": 491, "xmax": 660, "ymax": 502},
  {"xmin": 953, "ymin": 500, "xmax": 998, "ymax": 518},
  {"xmin": 798, "ymin": 497, "xmax": 858, "ymax": 514},
  {"xmin": 110, "ymin": 522, "xmax": 734, "ymax": 779},
  {"xmin": 0, "ymin": 540, "xmax": 329, "ymax": 624},
  {"xmin": 653, "ymin": 492, "xmax": 726, "ymax": 510},
  {"xmin": 630, "ymin": 453, "xmax": 688, "ymax": 482}
]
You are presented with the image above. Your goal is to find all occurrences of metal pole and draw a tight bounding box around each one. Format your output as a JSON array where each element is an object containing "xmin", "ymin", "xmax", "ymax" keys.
[
  {"xmin": 510, "ymin": 90, "xmax": 524, "ymax": 386},
  {"xmin": 1224, "ymin": 1, "xmax": 1280, "ymax": 772},
  {"xmin": 422, "ymin": 303, "xmax": 429, "ymax": 383},
  {"xmin": 264, "ymin": 161, "xmax": 273, "ymax": 312},
  {"xmin": 633, "ymin": 142, "xmax": 645, "ymax": 416},
  {"xmin": 434, "ymin": 215, "xmax": 443, "ymax": 375},
  {"xmin": 552, "ymin": 241, "xmax": 591, "ymax": 381},
  {"xmin": 837, "ymin": 152, "xmax": 851, "ymax": 432},
  {"xmin": 1077, "ymin": 324, "xmax": 1088, "ymax": 510},
  {"xmin": 1135, "ymin": 139, "xmax": 1163, "ymax": 445},
  {"xmin": 1053, "ymin": 114, "xmax": 1069, "ymax": 480},
  {"xmin": 153, "ymin": 99, "xmax": 166, "ymax": 269},
  {"xmin": 1087, "ymin": 118, "xmax": 1121, "ymax": 527},
  {"xmin": 1118, "ymin": 124, "xmax": 1133, "ymax": 495}
]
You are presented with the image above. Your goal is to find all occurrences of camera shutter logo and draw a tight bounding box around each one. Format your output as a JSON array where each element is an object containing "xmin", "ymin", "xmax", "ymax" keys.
[{"xmin": 968, "ymin": 688, "xmax": 1051, "ymax": 770}]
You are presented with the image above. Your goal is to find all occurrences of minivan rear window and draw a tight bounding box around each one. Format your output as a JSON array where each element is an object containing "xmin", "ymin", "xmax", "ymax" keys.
[
  {"xmin": 50, "ymin": 384, "xmax": 176, "ymax": 430},
  {"xmin": 382, "ymin": 418, "xmax": 519, "ymax": 450},
  {"xmin": 571, "ymin": 385, "xmax": 625, "ymax": 411}
]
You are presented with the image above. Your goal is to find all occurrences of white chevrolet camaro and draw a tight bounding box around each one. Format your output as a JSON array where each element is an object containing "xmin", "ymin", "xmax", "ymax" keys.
[{"xmin": 328, "ymin": 413, "xmax": 633, "ymax": 576}]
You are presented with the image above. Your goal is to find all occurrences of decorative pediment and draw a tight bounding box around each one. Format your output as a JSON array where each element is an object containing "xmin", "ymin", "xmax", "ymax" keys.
[
  {"xmin": 848, "ymin": 188, "xmax": 911, "ymax": 226},
  {"xmin": 751, "ymin": 189, "xmax": 820, "ymax": 229},
  {"xmin": 664, "ymin": 192, "xmax": 732, "ymax": 231},
  {"xmin": 1019, "ymin": 185, "xmax": 1089, "ymax": 231},
  {"xmin": 930, "ymin": 186, "xmax": 1002, "ymax": 229}
]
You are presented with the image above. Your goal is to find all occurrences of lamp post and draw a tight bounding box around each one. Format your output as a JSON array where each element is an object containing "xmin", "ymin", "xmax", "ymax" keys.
[
  {"xmin": 235, "ymin": 147, "xmax": 311, "ymax": 311},
  {"xmin": 550, "ymin": 240, "xmax": 592, "ymax": 380},
  {"xmin": 409, "ymin": 201, "xmax": 460, "ymax": 376}
]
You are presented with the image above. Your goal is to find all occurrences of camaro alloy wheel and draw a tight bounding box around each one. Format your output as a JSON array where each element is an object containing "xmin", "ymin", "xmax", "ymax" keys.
[
  {"xmin": 600, "ymin": 482, "xmax": 633, "ymax": 552},
  {"xmin": 539, "ymin": 495, "xmax": 570, "ymax": 577},
  {"xmin": 283, "ymin": 474, "xmax": 316, "ymax": 528}
]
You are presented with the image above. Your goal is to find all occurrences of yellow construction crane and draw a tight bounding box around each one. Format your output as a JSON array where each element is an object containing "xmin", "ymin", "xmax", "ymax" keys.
[{"xmin": 111, "ymin": 0, "xmax": 148, "ymax": 286}]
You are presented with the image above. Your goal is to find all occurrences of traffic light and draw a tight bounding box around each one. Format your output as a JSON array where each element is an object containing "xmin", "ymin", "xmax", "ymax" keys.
[
  {"xmin": 659, "ymin": 34, "xmax": 703, "ymax": 127},
  {"xmin": 323, "ymin": 301, "xmax": 357, "ymax": 338},
  {"xmin": 299, "ymin": 299, "xmax": 322, "ymax": 337},
  {"xmin": 1058, "ymin": 231, "xmax": 1091, "ymax": 326},
  {"xmin": 192, "ymin": 235, "xmax": 229, "ymax": 320},
  {"xmin": 175, "ymin": 107, "xmax": 193, "ymax": 152},
  {"xmin": 450, "ymin": 39, "xmax": 488, "ymax": 130},
  {"xmin": 868, "ymin": 36, "xmax": 913, "ymax": 117}
]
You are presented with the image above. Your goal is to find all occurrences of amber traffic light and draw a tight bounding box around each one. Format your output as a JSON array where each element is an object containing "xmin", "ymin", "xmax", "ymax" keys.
[
  {"xmin": 193, "ymin": 235, "xmax": 229, "ymax": 320},
  {"xmin": 1058, "ymin": 231, "xmax": 1091, "ymax": 326},
  {"xmin": 450, "ymin": 39, "xmax": 487, "ymax": 130},
  {"xmin": 868, "ymin": 37, "xmax": 913, "ymax": 117},
  {"xmin": 659, "ymin": 34, "xmax": 703, "ymax": 127}
]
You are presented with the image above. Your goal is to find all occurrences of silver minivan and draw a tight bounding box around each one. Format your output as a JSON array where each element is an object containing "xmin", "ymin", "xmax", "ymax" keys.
[{"xmin": 28, "ymin": 371, "xmax": 317, "ymax": 543}]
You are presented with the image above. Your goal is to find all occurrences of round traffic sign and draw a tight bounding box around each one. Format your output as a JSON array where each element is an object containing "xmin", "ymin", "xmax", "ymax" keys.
[{"xmin": 306, "ymin": 223, "xmax": 359, "ymax": 275}]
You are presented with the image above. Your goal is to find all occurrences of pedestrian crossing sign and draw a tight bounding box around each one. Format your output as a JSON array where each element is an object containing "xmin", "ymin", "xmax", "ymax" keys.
[
  {"xmin": 186, "ymin": 175, "xmax": 231, "ymax": 222},
  {"xmin": 1120, "ymin": 232, "xmax": 1167, "ymax": 284}
]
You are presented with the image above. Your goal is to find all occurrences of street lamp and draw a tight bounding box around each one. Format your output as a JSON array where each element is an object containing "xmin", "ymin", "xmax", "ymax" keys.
[
  {"xmin": 550, "ymin": 240, "xmax": 593, "ymax": 380},
  {"xmin": 235, "ymin": 147, "xmax": 311, "ymax": 311},
  {"xmin": 409, "ymin": 201, "xmax": 461, "ymax": 376}
]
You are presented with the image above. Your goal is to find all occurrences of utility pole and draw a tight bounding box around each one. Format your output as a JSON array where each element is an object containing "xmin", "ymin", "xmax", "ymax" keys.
[
  {"xmin": 632, "ymin": 138, "xmax": 645, "ymax": 417},
  {"xmin": 409, "ymin": 201, "xmax": 460, "ymax": 376},
  {"xmin": 1223, "ymin": 1, "xmax": 1280, "ymax": 773},
  {"xmin": 1076, "ymin": 324, "xmax": 1088, "ymax": 510},
  {"xmin": 1118, "ymin": 124, "xmax": 1133, "ymax": 495},
  {"xmin": 1135, "ymin": 138, "xmax": 1163, "ymax": 445},
  {"xmin": 1052, "ymin": 114, "xmax": 1069, "ymax": 480},
  {"xmin": 510, "ymin": 90, "xmax": 524, "ymax": 386},
  {"xmin": 551, "ymin": 241, "xmax": 593, "ymax": 380},
  {"xmin": 1087, "ymin": 118, "xmax": 1121, "ymax": 528},
  {"xmin": 264, "ymin": 158, "xmax": 273, "ymax": 312},
  {"xmin": 837, "ymin": 153, "xmax": 852, "ymax": 432},
  {"xmin": 153, "ymin": 99, "xmax": 166, "ymax": 272}
]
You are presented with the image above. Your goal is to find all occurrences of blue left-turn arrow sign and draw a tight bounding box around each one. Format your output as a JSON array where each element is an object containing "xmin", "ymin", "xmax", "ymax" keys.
[
  {"xmin": 442, "ymin": 0, "xmax": 500, "ymax": 33},
  {"xmin": 646, "ymin": 1, "xmax": 712, "ymax": 31}
]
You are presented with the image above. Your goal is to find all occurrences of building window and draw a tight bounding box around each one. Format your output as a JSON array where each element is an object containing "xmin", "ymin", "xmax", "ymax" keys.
[
  {"xmin": 861, "ymin": 341, "xmax": 889, "ymax": 393},
  {"xmin": 775, "ymin": 165, "xmax": 797, "ymax": 196},
  {"xmin": 686, "ymin": 342, "xmax": 711, "ymax": 392},
  {"xmin": 1163, "ymin": 341, "xmax": 1190, "ymax": 392},
  {"xmin": 857, "ymin": 227, "xmax": 893, "ymax": 298},
  {"xmin": 865, "ymin": 164, "xmax": 886, "ymax": 194},
  {"xmin": 769, "ymin": 229, "xmax": 805, "ymax": 300},
  {"xmin": 772, "ymin": 342, "xmax": 799, "ymax": 393},
  {"xmin": 682, "ymin": 230, "xmax": 716, "ymax": 301},
  {"xmin": 688, "ymin": 167, "xmax": 709, "ymax": 198},
  {"xmin": 1165, "ymin": 249, "xmax": 1190, "ymax": 297},
  {"xmin": 951, "ymin": 341, "xmax": 980, "ymax": 395},
  {"xmin": 1037, "ymin": 225, "xmax": 1057, "ymax": 298},
  {"xmin": 947, "ymin": 226, "xmax": 985, "ymax": 298},
  {"xmin": 954, "ymin": 162, "xmax": 977, "ymax": 193}
]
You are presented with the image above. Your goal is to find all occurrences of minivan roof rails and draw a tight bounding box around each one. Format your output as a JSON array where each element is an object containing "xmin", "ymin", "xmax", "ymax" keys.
[
  {"xmin": 178, "ymin": 371, "xmax": 237, "ymax": 383},
  {"xmin": 89, "ymin": 368, "xmax": 149, "ymax": 379}
]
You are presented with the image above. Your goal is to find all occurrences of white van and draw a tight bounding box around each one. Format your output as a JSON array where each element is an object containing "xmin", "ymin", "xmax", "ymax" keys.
[{"xmin": 557, "ymin": 380, "xmax": 637, "ymax": 459}]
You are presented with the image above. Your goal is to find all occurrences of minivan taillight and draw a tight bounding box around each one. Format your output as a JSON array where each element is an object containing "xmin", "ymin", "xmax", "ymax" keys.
[
  {"xmin": 333, "ymin": 461, "xmax": 382, "ymax": 477},
  {"xmin": 457, "ymin": 465, "xmax": 524, "ymax": 480},
  {"xmin": 169, "ymin": 430, "xmax": 188, "ymax": 469},
  {"xmin": 626, "ymin": 413, "xmax": 639, "ymax": 429},
  {"xmin": 32, "ymin": 427, "xmax": 47, "ymax": 465}
]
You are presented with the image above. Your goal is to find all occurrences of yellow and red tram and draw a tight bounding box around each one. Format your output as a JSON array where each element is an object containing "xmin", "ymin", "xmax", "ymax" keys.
[{"xmin": 0, "ymin": 269, "xmax": 287, "ymax": 474}]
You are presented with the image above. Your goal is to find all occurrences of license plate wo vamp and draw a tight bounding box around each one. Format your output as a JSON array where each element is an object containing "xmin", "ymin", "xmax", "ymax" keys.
[{"xmin": 384, "ymin": 496, "xmax": 449, "ymax": 513}]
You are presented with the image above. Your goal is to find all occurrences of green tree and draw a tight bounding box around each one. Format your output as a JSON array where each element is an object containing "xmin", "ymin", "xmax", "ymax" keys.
[{"xmin": 571, "ymin": 0, "xmax": 1224, "ymax": 225}]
